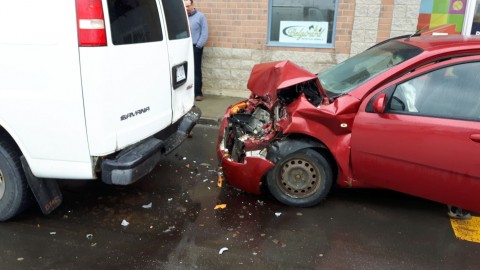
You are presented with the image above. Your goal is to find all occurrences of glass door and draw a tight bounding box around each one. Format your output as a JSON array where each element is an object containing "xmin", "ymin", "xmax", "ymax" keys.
[{"xmin": 463, "ymin": 0, "xmax": 480, "ymax": 35}]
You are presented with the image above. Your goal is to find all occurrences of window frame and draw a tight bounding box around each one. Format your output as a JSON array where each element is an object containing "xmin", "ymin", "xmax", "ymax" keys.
[
  {"xmin": 384, "ymin": 61, "xmax": 480, "ymax": 122},
  {"xmin": 106, "ymin": 0, "xmax": 164, "ymax": 46},
  {"xmin": 267, "ymin": 0, "xmax": 338, "ymax": 49},
  {"xmin": 161, "ymin": 0, "xmax": 190, "ymax": 40}
]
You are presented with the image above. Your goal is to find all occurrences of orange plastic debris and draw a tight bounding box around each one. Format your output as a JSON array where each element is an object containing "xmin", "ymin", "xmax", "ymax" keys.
[
  {"xmin": 217, "ymin": 173, "xmax": 223, "ymax": 187},
  {"xmin": 214, "ymin": 204, "xmax": 227, "ymax": 210}
]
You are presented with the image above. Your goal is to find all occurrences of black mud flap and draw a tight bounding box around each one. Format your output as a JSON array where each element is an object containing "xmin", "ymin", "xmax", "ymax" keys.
[{"xmin": 20, "ymin": 156, "xmax": 63, "ymax": 215}]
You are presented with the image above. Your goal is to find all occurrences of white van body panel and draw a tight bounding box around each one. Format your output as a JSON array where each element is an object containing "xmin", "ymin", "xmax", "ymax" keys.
[
  {"xmin": 0, "ymin": 0, "xmax": 199, "ymax": 220},
  {"xmin": 0, "ymin": 0, "xmax": 196, "ymax": 180},
  {"xmin": 168, "ymin": 40, "xmax": 196, "ymax": 123},
  {"xmin": 155, "ymin": 0, "xmax": 195, "ymax": 123},
  {"xmin": 79, "ymin": 0, "xmax": 174, "ymax": 155},
  {"xmin": 0, "ymin": 1, "xmax": 93, "ymax": 178},
  {"xmin": 79, "ymin": 41, "xmax": 173, "ymax": 155}
]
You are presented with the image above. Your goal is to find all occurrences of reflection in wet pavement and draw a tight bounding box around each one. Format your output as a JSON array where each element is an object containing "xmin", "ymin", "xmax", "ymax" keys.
[{"xmin": 1, "ymin": 125, "xmax": 479, "ymax": 269}]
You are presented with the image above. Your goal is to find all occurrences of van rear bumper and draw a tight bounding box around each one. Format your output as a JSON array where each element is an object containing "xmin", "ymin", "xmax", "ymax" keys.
[{"xmin": 101, "ymin": 106, "xmax": 201, "ymax": 185}]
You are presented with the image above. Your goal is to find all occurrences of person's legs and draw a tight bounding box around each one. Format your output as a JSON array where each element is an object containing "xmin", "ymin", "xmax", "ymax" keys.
[{"xmin": 193, "ymin": 46, "xmax": 204, "ymax": 98}]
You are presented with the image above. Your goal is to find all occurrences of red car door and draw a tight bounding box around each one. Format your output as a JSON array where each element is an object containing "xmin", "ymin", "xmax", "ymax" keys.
[{"xmin": 350, "ymin": 59, "xmax": 480, "ymax": 213}]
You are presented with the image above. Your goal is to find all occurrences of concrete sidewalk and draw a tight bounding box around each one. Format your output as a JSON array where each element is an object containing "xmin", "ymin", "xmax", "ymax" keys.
[{"xmin": 194, "ymin": 95, "xmax": 245, "ymax": 125}]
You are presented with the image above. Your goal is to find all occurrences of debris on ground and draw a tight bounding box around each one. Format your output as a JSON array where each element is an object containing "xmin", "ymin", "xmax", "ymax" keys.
[
  {"xmin": 214, "ymin": 204, "xmax": 227, "ymax": 210},
  {"xmin": 121, "ymin": 220, "xmax": 129, "ymax": 227},
  {"xmin": 218, "ymin": 247, "xmax": 229, "ymax": 254},
  {"xmin": 217, "ymin": 172, "xmax": 223, "ymax": 187},
  {"xmin": 163, "ymin": 226, "xmax": 175, "ymax": 233},
  {"xmin": 142, "ymin": 202, "xmax": 153, "ymax": 209},
  {"xmin": 275, "ymin": 212, "xmax": 282, "ymax": 217},
  {"xmin": 86, "ymin": 234, "xmax": 93, "ymax": 240},
  {"xmin": 272, "ymin": 239, "xmax": 287, "ymax": 248}
]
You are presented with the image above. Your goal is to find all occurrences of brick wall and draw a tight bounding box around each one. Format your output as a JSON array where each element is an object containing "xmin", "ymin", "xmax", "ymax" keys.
[
  {"xmin": 198, "ymin": 0, "xmax": 269, "ymax": 50},
  {"xmin": 391, "ymin": 0, "xmax": 421, "ymax": 37},
  {"xmin": 193, "ymin": 0, "xmax": 419, "ymax": 97}
]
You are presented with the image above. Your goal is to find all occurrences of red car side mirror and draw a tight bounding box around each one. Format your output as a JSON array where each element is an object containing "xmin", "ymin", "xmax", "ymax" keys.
[{"xmin": 373, "ymin": 93, "xmax": 387, "ymax": 113}]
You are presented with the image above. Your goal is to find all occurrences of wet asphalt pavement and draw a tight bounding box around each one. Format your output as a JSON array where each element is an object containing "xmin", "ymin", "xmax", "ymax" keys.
[{"xmin": 1, "ymin": 124, "xmax": 479, "ymax": 270}]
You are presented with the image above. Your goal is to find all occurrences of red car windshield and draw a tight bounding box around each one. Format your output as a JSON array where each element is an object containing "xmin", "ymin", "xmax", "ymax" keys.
[{"xmin": 318, "ymin": 41, "xmax": 423, "ymax": 97}]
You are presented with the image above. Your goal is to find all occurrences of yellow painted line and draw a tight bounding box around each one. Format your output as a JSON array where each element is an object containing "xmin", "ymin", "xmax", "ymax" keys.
[{"xmin": 450, "ymin": 216, "xmax": 480, "ymax": 243}]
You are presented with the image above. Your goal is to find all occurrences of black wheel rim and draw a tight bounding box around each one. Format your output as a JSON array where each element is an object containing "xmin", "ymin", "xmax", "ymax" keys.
[{"xmin": 278, "ymin": 157, "xmax": 322, "ymax": 198}]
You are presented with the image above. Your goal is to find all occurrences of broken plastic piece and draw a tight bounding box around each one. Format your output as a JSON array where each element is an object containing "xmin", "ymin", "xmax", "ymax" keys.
[
  {"xmin": 163, "ymin": 225, "xmax": 175, "ymax": 233},
  {"xmin": 121, "ymin": 220, "xmax": 129, "ymax": 226},
  {"xmin": 214, "ymin": 204, "xmax": 227, "ymax": 210},
  {"xmin": 142, "ymin": 202, "xmax": 153, "ymax": 209},
  {"xmin": 217, "ymin": 172, "xmax": 224, "ymax": 187},
  {"xmin": 275, "ymin": 212, "xmax": 282, "ymax": 217},
  {"xmin": 230, "ymin": 101, "xmax": 248, "ymax": 114},
  {"xmin": 86, "ymin": 234, "xmax": 93, "ymax": 239},
  {"xmin": 219, "ymin": 247, "xmax": 229, "ymax": 254}
]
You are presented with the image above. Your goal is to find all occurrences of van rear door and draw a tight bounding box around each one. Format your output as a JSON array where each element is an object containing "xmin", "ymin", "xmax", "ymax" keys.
[
  {"xmin": 159, "ymin": 0, "xmax": 195, "ymax": 123},
  {"xmin": 79, "ymin": 0, "xmax": 191, "ymax": 155}
]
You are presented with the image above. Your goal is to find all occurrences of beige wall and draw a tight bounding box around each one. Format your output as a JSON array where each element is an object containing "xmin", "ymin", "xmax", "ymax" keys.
[{"xmin": 196, "ymin": 0, "xmax": 420, "ymax": 97}]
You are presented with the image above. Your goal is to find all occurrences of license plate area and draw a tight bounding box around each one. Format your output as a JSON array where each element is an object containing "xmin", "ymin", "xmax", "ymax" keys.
[{"xmin": 172, "ymin": 61, "xmax": 188, "ymax": 89}]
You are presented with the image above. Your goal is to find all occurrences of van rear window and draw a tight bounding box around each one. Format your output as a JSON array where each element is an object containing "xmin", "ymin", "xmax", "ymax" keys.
[
  {"xmin": 162, "ymin": 0, "xmax": 190, "ymax": 40},
  {"xmin": 107, "ymin": 0, "xmax": 163, "ymax": 45}
]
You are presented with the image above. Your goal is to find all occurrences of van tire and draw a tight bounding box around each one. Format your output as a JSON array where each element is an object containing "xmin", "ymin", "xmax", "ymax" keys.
[{"xmin": 0, "ymin": 141, "xmax": 30, "ymax": 221}]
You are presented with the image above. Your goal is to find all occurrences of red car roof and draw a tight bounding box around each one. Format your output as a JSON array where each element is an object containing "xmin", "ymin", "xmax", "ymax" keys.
[{"xmin": 398, "ymin": 35, "xmax": 480, "ymax": 52}]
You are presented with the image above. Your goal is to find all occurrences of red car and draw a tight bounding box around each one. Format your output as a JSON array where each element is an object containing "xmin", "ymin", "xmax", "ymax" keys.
[{"xmin": 216, "ymin": 35, "xmax": 480, "ymax": 213}]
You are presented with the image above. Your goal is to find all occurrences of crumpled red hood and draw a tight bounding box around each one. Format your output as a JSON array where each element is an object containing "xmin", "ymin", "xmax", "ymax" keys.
[{"xmin": 246, "ymin": 60, "xmax": 323, "ymax": 103}]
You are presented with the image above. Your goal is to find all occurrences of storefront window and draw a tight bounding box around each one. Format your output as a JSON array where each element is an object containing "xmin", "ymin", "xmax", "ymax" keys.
[{"xmin": 268, "ymin": 0, "xmax": 337, "ymax": 48}]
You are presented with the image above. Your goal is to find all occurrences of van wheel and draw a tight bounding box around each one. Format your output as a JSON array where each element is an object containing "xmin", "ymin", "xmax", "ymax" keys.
[
  {"xmin": 0, "ymin": 141, "xmax": 30, "ymax": 221},
  {"xmin": 266, "ymin": 149, "xmax": 333, "ymax": 207}
]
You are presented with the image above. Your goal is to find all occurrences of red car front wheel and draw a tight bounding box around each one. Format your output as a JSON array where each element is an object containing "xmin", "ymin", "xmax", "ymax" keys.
[{"xmin": 267, "ymin": 148, "xmax": 333, "ymax": 207}]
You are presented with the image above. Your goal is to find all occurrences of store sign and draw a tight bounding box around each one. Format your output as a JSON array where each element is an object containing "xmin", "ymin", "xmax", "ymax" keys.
[{"xmin": 279, "ymin": 21, "xmax": 328, "ymax": 44}]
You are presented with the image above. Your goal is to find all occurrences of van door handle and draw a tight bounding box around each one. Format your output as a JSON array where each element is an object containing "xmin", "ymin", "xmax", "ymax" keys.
[{"xmin": 470, "ymin": 134, "xmax": 480, "ymax": 143}]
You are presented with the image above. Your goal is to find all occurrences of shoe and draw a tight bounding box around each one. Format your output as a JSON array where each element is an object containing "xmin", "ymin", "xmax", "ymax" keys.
[
  {"xmin": 447, "ymin": 205, "xmax": 472, "ymax": 220},
  {"xmin": 195, "ymin": 96, "xmax": 204, "ymax": 101}
]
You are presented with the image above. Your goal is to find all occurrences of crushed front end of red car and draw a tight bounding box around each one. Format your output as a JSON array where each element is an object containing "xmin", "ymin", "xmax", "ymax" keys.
[{"xmin": 216, "ymin": 60, "xmax": 329, "ymax": 194}]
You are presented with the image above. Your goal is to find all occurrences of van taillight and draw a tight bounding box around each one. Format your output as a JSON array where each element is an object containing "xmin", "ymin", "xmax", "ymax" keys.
[{"xmin": 76, "ymin": 0, "xmax": 107, "ymax": 46}]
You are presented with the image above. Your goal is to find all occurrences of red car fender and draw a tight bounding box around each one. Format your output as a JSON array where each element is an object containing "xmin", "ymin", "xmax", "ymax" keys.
[{"xmin": 277, "ymin": 95, "xmax": 377, "ymax": 188}]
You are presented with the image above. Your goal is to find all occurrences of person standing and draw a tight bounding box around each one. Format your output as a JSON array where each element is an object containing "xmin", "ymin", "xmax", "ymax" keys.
[{"xmin": 184, "ymin": 0, "xmax": 208, "ymax": 101}]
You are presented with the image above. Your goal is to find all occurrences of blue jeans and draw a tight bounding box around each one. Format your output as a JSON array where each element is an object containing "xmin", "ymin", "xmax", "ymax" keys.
[{"xmin": 193, "ymin": 46, "xmax": 203, "ymax": 97}]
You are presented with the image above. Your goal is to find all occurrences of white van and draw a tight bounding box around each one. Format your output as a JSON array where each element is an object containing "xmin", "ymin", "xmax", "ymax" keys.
[{"xmin": 0, "ymin": 0, "xmax": 200, "ymax": 220}]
